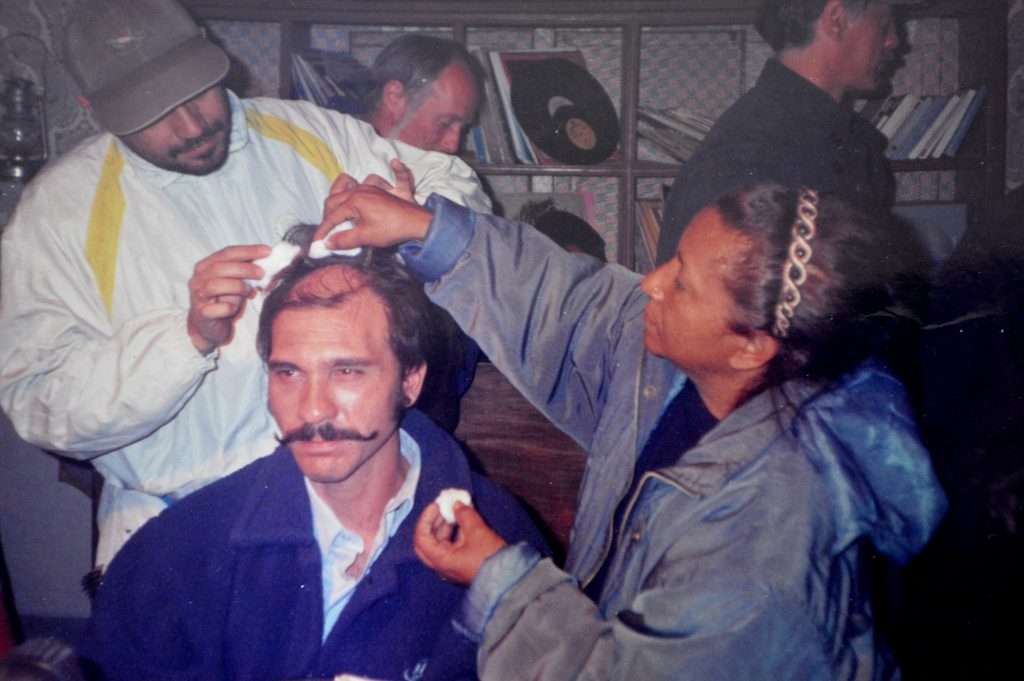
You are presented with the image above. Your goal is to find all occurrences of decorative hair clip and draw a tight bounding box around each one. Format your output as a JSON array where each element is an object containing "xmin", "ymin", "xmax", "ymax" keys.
[{"xmin": 772, "ymin": 188, "xmax": 819, "ymax": 338}]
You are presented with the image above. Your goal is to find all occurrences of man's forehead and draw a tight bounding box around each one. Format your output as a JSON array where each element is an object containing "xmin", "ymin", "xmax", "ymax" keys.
[{"xmin": 285, "ymin": 264, "xmax": 369, "ymax": 302}]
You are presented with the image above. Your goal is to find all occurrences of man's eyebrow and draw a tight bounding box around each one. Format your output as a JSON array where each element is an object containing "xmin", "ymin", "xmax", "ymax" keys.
[
  {"xmin": 267, "ymin": 359, "xmax": 297, "ymax": 371},
  {"xmin": 330, "ymin": 357, "xmax": 371, "ymax": 368}
]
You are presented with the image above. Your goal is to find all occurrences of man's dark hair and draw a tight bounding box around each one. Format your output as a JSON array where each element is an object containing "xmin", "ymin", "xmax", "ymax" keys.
[
  {"xmin": 365, "ymin": 34, "xmax": 484, "ymax": 114},
  {"xmin": 519, "ymin": 199, "xmax": 607, "ymax": 262},
  {"xmin": 256, "ymin": 226, "xmax": 435, "ymax": 379},
  {"xmin": 756, "ymin": 0, "xmax": 872, "ymax": 51}
]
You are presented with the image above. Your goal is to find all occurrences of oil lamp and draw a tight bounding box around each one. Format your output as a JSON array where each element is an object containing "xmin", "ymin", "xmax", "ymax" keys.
[{"xmin": 1, "ymin": 34, "xmax": 49, "ymax": 182}]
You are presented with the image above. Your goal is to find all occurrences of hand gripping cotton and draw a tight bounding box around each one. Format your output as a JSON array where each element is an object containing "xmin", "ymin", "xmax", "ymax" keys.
[{"xmin": 435, "ymin": 488, "xmax": 472, "ymax": 524}]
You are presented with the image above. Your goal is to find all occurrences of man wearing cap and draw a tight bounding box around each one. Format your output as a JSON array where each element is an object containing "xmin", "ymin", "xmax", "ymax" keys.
[{"xmin": 0, "ymin": 0, "xmax": 489, "ymax": 571}]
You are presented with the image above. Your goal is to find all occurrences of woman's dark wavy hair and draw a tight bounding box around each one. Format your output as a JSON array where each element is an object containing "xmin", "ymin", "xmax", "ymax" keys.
[
  {"xmin": 256, "ymin": 225, "xmax": 435, "ymax": 379},
  {"xmin": 716, "ymin": 184, "xmax": 897, "ymax": 392}
]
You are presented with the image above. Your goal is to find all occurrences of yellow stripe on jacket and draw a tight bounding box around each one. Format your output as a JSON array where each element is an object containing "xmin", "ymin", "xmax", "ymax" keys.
[
  {"xmin": 245, "ymin": 110, "xmax": 342, "ymax": 181},
  {"xmin": 85, "ymin": 142, "xmax": 126, "ymax": 317},
  {"xmin": 83, "ymin": 113, "xmax": 342, "ymax": 314}
]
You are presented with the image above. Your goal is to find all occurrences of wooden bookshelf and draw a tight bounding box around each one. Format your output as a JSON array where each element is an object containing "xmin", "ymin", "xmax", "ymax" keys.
[{"xmin": 182, "ymin": 0, "xmax": 1008, "ymax": 265}]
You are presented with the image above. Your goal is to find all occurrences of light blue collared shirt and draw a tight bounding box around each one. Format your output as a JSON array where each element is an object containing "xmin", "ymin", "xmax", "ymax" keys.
[{"xmin": 305, "ymin": 429, "xmax": 421, "ymax": 641}]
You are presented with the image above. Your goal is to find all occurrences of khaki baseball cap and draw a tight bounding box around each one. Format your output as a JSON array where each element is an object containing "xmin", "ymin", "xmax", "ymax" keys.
[{"xmin": 64, "ymin": 0, "xmax": 230, "ymax": 135}]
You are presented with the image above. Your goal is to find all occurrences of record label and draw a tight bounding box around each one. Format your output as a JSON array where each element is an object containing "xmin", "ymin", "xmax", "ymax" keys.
[{"xmin": 507, "ymin": 57, "xmax": 619, "ymax": 165}]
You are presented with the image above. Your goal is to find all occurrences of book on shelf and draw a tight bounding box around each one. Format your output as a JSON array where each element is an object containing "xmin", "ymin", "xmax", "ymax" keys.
[
  {"xmin": 290, "ymin": 48, "xmax": 374, "ymax": 115},
  {"xmin": 879, "ymin": 93, "xmax": 920, "ymax": 140},
  {"xmin": 870, "ymin": 93, "xmax": 902, "ymax": 131},
  {"xmin": 929, "ymin": 89, "xmax": 974, "ymax": 159},
  {"xmin": 488, "ymin": 50, "xmax": 545, "ymax": 164},
  {"xmin": 635, "ymin": 196, "xmax": 664, "ymax": 270},
  {"xmin": 885, "ymin": 95, "xmax": 929, "ymax": 159},
  {"xmin": 636, "ymin": 105, "xmax": 712, "ymax": 162},
  {"xmin": 909, "ymin": 92, "xmax": 961, "ymax": 159},
  {"xmin": 470, "ymin": 48, "xmax": 515, "ymax": 165},
  {"xmin": 943, "ymin": 85, "xmax": 987, "ymax": 158},
  {"xmin": 887, "ymin": 95, "xmax": 945, "ymax": 160}
]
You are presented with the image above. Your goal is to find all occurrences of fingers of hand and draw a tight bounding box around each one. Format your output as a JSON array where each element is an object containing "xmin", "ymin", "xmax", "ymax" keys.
[
  {"xmin": 413, "ymin": 504, "xmax": 450, "ymax": 566},
  {"xmin": 192, "ymin": 246, "xmax": 269, "ymax": 290},
  {"xmin": 389, "ymin": 159, "xmax": 415, "ymax": 194},
  {"xmin": 361, "ymin": 173, "xmax": 394, "ymax": 192},
  {"xmin": 329, "ymin": 172, "xmax": 358, "ymax": 194},
  {"xmin": 191, "ymin": 274, "xmax": 252, "ymax": 310},
  {"xmin": 317, "ymin": 200, "xmax": 359, "ymax": 241}
]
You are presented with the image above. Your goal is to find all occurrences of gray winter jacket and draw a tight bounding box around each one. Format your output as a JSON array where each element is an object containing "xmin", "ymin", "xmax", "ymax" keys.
[{"xmin": 400, "ymin": 195, "xmax": 947, "ymax": 680}]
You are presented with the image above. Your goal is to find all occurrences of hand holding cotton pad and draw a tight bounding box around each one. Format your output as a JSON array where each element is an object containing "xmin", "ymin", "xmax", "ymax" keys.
[
  {"xmin": 309, "ymin": 220, "xmax": 362, "ymax": 259},
  {"xmin": 249, "ymin": 241, "xmax": 300, "ymax": 289},
  {"xmin": 435, "ymin": 488, "xmax": 472, "ymax": 524}
]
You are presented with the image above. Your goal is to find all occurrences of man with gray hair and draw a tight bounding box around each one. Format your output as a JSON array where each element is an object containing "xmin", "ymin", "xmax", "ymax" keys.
[
  {"xmin": 366, "ymin": 34, "xmax": 484, "ymax": 155},
  {"xmin": 656, "ymin": 0, "xmax": 900, "ymax": 264}
]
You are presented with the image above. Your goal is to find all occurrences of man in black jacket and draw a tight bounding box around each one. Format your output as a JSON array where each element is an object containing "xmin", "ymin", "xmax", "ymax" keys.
[{"xmin": 656, "ymin": 0, "xmax": 899, "ymax": 264}]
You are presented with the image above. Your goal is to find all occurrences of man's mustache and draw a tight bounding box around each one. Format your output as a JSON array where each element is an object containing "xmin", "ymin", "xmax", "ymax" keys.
[
  {"xmin": 170, "ymin": 123, "xmax": 225, "ymax": 158},
  {"xmin": 276, "ymin": 422, "xmax": 378, "ymax": 445}
]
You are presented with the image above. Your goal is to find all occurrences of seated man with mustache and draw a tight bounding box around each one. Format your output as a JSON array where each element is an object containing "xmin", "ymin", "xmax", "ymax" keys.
[{"xmin": 77, "ymin": 235, "xmax": 547, "ymax": 681}]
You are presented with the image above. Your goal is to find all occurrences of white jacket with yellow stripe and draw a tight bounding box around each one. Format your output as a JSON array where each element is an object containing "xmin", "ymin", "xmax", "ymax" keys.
[{"xmin": 0, "ymin": 90, "xmax": 490, "ymax": 567}]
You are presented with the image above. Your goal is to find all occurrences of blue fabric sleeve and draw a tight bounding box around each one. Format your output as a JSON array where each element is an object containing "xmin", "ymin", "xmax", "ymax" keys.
[
  {"xmin": 398, "ymin": 194, "xmax": 475, "ymax": 282},
  {"xmin": 455, "ymin": 542, "xmax": 543, "ymax": 643}
]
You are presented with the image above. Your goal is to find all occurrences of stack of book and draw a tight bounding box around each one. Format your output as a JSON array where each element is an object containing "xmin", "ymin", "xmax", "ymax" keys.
[
  {"xmin": 636, "ymin": 105, "xmax": 714, "ymax": 162},
  {"xmin": 290, "ymin": 49, "xmax": 375, "ymax": 115},
  {"xmin": 467, "ymin": 48, "xmax": 516, "ymax": 165},
  {"xmin": 860, "ymin": 86, "xmax": 987, "ymax": 160},
  {"xmin": 635, "ymin": 196, "xmax": 665, "ymax": 272}
]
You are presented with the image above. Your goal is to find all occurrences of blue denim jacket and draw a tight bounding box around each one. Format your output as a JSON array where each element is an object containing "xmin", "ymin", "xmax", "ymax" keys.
[{"xmin": 400, "ymin": 195, "xmax": 947, "ymax": 680}]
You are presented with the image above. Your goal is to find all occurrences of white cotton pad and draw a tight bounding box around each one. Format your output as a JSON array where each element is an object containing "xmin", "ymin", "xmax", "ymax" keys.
[
  {"xmin": 435, "ymin": 488, "xmax": 473, "ymax": 524},
  {"xmin": 309, "ymin": 220, "xmax": 362, "ymax": 259},
  {"xmin": 249, "ymin": 241, "xmax": 301, "ymax": 289}
]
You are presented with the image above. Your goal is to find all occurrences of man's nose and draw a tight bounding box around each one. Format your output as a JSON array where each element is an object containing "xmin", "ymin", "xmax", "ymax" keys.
[
  {"xmin": 640, "ymin": 265, "xmax": 666, "ymax": 300},
  {"xmin": 298, "ymin": 377, "xmax": 336, "ymax": 425},
  {"xmin": 168, "ymin": 101, "xmax": 207, "ymax": 138},
  {"xmin": 438, "ymin": 126, "xmax": 462, "ymax": 154}
]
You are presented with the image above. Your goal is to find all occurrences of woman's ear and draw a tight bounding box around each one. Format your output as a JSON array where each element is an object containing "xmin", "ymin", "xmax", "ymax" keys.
[{"xmin": 729, "ymin": 330, "xmax": 779, "ymax": 372}]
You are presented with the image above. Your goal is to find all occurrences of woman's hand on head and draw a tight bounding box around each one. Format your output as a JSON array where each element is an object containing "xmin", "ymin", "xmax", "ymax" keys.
[
  {"xmin": 317, "ymin": 160, "xmax": 430, "ymax": 250},
  {"xmin": 413, "ymin": 502, "xmax": 507, "ymax": 585}
]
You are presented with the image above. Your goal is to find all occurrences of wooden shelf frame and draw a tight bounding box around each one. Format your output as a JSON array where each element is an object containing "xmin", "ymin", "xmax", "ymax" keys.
[{"xmin": 182, "ymin": 0, "xmax": 1009, "ymax": 266}]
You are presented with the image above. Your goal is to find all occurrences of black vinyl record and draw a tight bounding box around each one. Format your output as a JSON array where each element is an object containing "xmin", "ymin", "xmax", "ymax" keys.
[{"xmin": 507, "ymin": 57, "xmax": 620, "ymax": 165}]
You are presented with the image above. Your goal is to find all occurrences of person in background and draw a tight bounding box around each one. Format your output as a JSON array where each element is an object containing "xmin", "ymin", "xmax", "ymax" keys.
[
  {"xmin": 365, "ymin": 34, "xmax": 483, "ymax": 155},
  {"xmin": 518, "ymin": 198, "xmax": 607, "ymax": 262},
  {"xmin": 364, "ymin": 33, "xmax": 488, "ymax": 431},
  {"xmin": 312, "ymin": 172, "xmax": 947, "ymax": 679},
  {"xmin": 656, "ymin": 0, "xmax": 899, "ymax": 265},
  {"xmin": 77, "ymin": 238, "xmax": 546, "ymax": 681},
  {"xmin": 0, "ymin": 0, "xmax": 489, "ymax": 572}
]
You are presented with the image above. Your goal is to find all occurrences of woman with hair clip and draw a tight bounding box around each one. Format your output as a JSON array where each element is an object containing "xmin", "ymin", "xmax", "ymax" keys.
[{"xmin": 315, "ymin": 178, "xmax": 947, "ymax": 680}]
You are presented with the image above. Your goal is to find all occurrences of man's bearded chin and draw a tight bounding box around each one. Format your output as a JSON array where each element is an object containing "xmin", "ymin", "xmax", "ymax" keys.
[{"xmin": 276, "ymin": 422, "xmax": 378, "ymax": 445}]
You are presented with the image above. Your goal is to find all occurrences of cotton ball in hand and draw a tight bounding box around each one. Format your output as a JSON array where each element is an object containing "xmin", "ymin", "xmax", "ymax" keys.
[
  {"xmin": 435, "ymin": 488, "xmax": 472, "ymax": 524},
  {"xmin": 309, "ymin": 220, "xmax": 362, "ymax": 259},
  {"xmin": 249, "ymin": 241, "xmax": 301, "ymax": 289}
]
